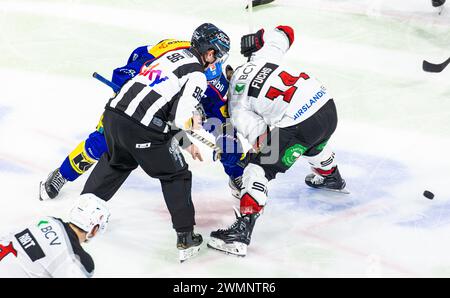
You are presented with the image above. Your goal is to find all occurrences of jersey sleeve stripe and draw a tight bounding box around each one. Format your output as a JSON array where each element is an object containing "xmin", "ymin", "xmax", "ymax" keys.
[{"xmin": 173, "ymin": 62, "xmax": 203, "ymax": 79}]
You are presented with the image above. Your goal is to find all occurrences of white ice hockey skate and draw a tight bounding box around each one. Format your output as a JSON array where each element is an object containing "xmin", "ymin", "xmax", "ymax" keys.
[
  {"xmin": 177, "ymin": 231, "xmax": 203, "ymax": 263},
  {"xmin": 207, "ymin": 237, "xmax": 247, "ymax": 257}
]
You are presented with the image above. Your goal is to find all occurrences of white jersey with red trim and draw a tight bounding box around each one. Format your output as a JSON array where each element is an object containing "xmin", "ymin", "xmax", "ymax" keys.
[
  {"xmin": 228, "ymin": 27, "xmax": 333, "ymax": 145},
  {"xmin": 0, "ymin": 217, "xmax": 94, "ymax": 278}
]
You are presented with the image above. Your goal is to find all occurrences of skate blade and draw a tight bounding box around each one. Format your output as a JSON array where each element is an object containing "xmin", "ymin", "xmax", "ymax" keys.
[
  {"xmin": 207, "ymin": 238, "xmax": 247, "ymax": 257},
  {"xmin": 178, "ymin": 245, "xmax": 201, "ymax": 263},
  {"xmin": 319, "ymin": 187, "xmax": 351, "ymax": 195},
  {"xmin": 39, "ymin": 182, "xmax": 51, "ymax": 201},
  {"xmin": 307, "ymin": 183, "xmax": 351, "ymax": 194}
]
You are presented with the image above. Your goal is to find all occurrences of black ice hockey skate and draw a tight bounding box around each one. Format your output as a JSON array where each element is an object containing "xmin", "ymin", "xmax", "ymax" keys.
[
  {"xmin": 39, "ymin": 168, "xmax": 67, "ymax": 201},
  {"xmin": 305, "ymin": 166, "xmax": 349, "ymax": 194},
  {"xmin": 177, "ymin": 231, "xmax": 203, "ymax": 263},
  {"xmin": 207, "ymin": 210, "xmax": 259, "ymax": 257},
  {"xmin": 228, "ymin": 176, "xmax": 243, "ymax": 200}
]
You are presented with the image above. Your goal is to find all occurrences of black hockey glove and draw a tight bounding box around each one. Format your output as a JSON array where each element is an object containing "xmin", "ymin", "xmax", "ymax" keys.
[{"xmin": 240, "ymin": 29, "xmax": 265, "ymax": 58}]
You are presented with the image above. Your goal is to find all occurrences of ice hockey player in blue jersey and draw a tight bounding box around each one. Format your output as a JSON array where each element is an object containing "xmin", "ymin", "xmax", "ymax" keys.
[{"xmin": 39, "ymin": 39, "xmax": 245, "ymax": 200}]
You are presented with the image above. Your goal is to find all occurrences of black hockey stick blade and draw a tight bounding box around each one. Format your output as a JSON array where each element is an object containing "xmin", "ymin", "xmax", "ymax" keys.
[
  {"xmin": 422, "ymin": 57, "xmax": 450, "ymax": 73},
  {"xmin": 246, "ymin": 0, "xmax": 275, "ymax": 9}
]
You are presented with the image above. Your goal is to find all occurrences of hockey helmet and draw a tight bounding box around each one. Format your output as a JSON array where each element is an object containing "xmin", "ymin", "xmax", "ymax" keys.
[
  {"xmin": 191, "ymin": 23, "xmax": 230, "ymax": 63},
  {"xmin": 69, "ymin": 194, "xmax": 110, "ymax": 237}
]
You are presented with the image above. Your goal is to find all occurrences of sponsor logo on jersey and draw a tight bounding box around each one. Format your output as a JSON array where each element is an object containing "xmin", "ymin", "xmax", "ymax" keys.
[
  {"xmin": 248, "ymin": 63, "xmax": 279, "ymax": 98},
  {"xmin": 212, "ymin": 79, "xmax": 225, "ymax": 92},
  {"xmin": 234, "ymin": 83, "xmax": 246, "ymax": 95},
  {"xmin": 292, "ymin": 86, "xmax": 327, "ymax": 121},
  {"xmin": 139, "ymin": 62, "xmax": 169, "ymax": 87},
  {"xmin": 37, "ymin": 220, "xmax": 62, "ymax": 246},
  {"xmin": 149, "ymin": 39, "xmax": 190, "ymax": 58},
  {"xmin": 15, "ymin": 229, "xmax": 45, "ymax": 262},
  {"xmin": 238, "ymin": 63, "xmax": 256, "ymax": 80},
  {"xmin": 118, "ymin": 68, "xmax": 136, "ymax": 76}
]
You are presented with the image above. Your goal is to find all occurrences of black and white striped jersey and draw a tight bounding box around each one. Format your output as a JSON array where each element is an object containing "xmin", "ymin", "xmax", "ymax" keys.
[{"xmin": 106, "ymin": 48, "xmax": 206, "ymax": 131}]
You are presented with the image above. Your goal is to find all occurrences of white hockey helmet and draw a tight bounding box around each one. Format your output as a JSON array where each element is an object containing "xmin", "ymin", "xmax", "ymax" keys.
[{"xmin": 68, "ymin": 194, "xmax": 110, "ymax": 237}]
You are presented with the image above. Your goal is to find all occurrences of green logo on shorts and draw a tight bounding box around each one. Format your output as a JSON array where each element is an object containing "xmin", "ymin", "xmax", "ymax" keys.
[{"xmin": 282, "ymin": 144, "xmax": 308, "ymax": 167}]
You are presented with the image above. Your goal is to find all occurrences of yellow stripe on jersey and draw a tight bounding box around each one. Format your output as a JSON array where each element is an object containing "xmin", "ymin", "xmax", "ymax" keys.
[{"xmin": 148, "ymin": 39, "xmax": 191, "ymax": 59}]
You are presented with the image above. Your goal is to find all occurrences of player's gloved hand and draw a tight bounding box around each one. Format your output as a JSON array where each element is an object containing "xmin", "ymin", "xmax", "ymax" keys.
[
  {"xmin": 213, "ymin": 133, "xmax": 244, "ymax": 163},
  {"xmin": 220, "ymin": 152, "xmax": 246, "ymax": 167},
  {"xmin": 240, "ymin": 29, "xmax": 265, "ymax": 58}
]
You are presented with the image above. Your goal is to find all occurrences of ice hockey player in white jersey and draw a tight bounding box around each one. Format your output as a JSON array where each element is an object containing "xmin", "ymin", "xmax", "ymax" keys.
[
  {"xmin": 208, "ymin": 25, "xmax": 346, "ymax": 257},
  {"xmin": 0, "ymin": 194, "xmax": 110, "ymax": 277}
]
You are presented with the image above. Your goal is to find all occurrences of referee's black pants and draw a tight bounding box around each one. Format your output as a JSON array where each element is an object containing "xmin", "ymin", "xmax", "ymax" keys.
[{"xmin": 82, "ymin": 109, "xmax": 195, "ymax": 232}]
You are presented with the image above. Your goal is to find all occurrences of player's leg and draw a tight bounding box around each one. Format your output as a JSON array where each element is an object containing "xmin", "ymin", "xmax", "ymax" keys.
[
  {"xmin": 304, "ymin": 145, "xmax": 346, "ymax": 191},
  {"xmin": 221, "ymin": 154, "xmax": 245, "ymax": 199},
  {"xmin": 81, "ymin": 111, "xmax": 138, "ymax": 201},
  {"xmin": 208, "ymin": 127, "xmax": 297, "ymax": 256},
  {"xmin": 215, "ymin": 129, "xmax": 245, "ymax": 199},
  {"xmin": 301, "ymin": 100, "xmax": 346, "ymax": 191},
  {"xmin": 39, "ymin": 116, "xmax": 108, "ymax": 200}
]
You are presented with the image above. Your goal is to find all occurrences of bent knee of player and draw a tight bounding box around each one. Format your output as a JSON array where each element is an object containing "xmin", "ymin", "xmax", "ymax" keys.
[
  {"xmin": 85, "ymin": 131, "xmax": 108, "ymax": 160},
  {"xmin": 241, "ymin": 163, "xmax": 269, "ymax": 208}
]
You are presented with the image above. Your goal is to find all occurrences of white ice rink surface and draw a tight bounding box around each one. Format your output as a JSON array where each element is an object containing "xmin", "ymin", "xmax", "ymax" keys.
[{"xmin": 0, "ymin": 0, "xmax": 449, "ymax": 277}]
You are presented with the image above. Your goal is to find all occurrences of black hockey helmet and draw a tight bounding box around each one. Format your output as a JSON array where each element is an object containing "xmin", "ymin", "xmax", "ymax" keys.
[{"xmin": 191, "ymin": 23, "xmax": 230, "ymax": 62}]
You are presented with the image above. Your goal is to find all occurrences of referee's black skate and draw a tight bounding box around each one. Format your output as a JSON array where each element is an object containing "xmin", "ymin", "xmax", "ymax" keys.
[
  {"xmin": 207, "ymin": 210, "xmax": 259, "ymax": 257},
  {"xmin": 177, "ymin": 231, "xmax": 203, "ymax": 263},
  {"xmin": 305, "ymin": 166, "xmax": 349, "ymax": 194},
  {"xmin": 39, "ymin": 168, "xmax": 67, "ymax": 201}
]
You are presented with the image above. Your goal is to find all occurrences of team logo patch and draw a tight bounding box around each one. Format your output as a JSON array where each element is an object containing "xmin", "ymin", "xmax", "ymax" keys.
[
  {"xmin": 281, "ymin": 144, "xmax": 308, "ymax": 167},
  {"xmin": 234, "ymin": 83, "xmax": 246, "ymax": 95}
]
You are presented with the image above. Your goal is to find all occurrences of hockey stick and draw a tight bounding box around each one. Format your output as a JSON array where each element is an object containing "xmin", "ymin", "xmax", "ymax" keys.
[
  {"xmin": 422, "ymin": 57, "xmax": 450, "ymax": 73},
  {"xmin": 93, "ymin": 72, "xmax": 120, "ymax": 93},
  {"xmin": 92, "ymin": 72, "xmax": 223, "ymax": 156},
  {"xmin": 245, "ymin": 0, "xmax": 275, "ymax": 9},
  {"xmin": 187, "ymin": 131, "xmax": 222, "ymax": 157}
]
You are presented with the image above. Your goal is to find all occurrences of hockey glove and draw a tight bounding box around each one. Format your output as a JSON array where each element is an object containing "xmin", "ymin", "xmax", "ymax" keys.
[
  {"xmin": 240, "ymin": 29, "xmax": 265, "ymax": 58},
  {"xmin": 213, "ymin": 133, "xmax": 243, "ymax": 161}
]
